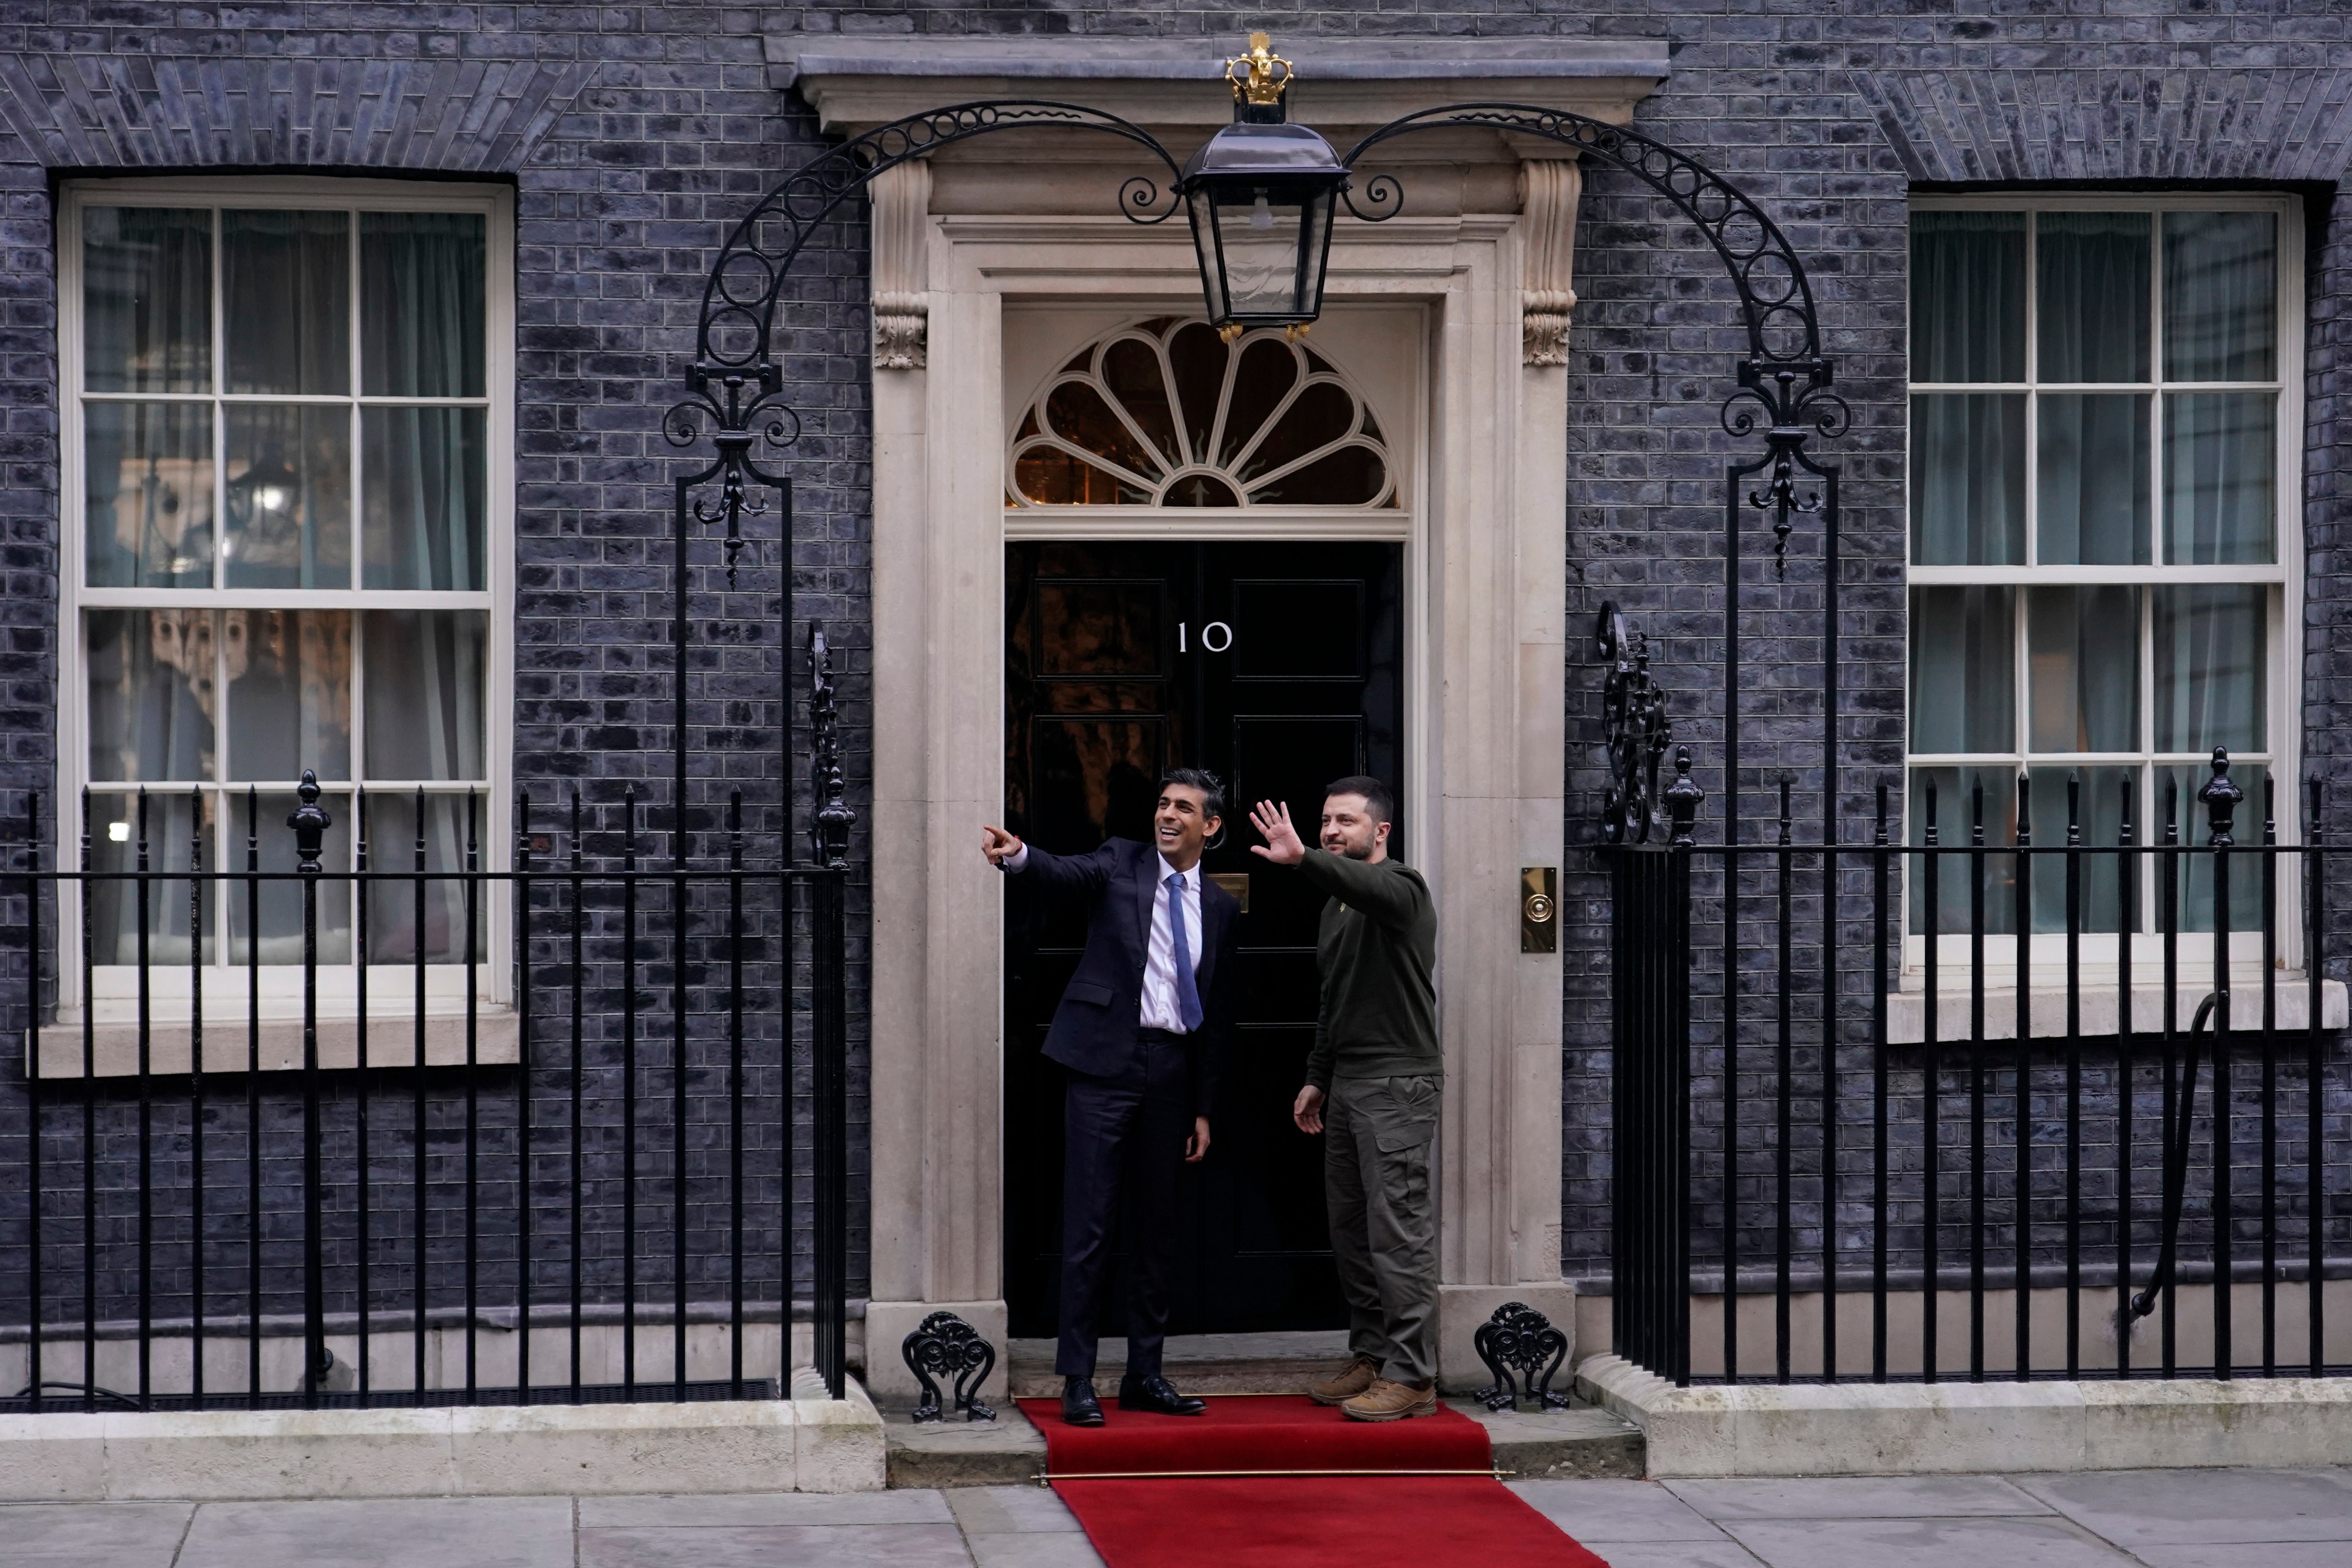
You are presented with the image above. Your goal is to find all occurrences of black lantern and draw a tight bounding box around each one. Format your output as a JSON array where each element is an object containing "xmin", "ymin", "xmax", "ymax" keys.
[{"xmin": 1178, "ymin": 35, "xmax": 1349, "ymax": 337}]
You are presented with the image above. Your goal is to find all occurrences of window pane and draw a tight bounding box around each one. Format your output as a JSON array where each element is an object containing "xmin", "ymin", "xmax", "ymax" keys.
[
  {"xmin": 1910, "ymin": 394, "xmax": 2025, "ymax": 564},
  {"xmin": 359, "ymin": 791, "xmax": 483, "ymax": 964},
  {"xmin": 2025, "ymin": 765, "xmax": 2136, "ymax": 934},
  {"xmin": 2036, "ymin": 393, "xmax": 2150, "ymax": 565},
  {"xmin": 359, "ymin": 212, "xmax": 486, "ymax": 397},
  {"xmin": 1907, "ymin": 766, "xmax": 2017, "ymax": 936},
  {"xmin": 1910, "ymin": 211, "xmax": 2025, "ymax": 382},
  {"xmin": 2163, "ymin": 211, "xmax": 2276, "ymax": 382},
  {"xmin": 2035, "ymin": 211, "xmax": 2151, "ymax": 383},
  {"xmin": 87, "ymin": 609, "xmax": 216, "ymax": 783},
  {"xmin": 83, "ymin": 401, "xmax": 213, "ymax": 588},
  {"xmin": 2153, "ymin": 585, "xmax": 2265, "ymax": 754},
  {"xmin": 2161, "ymin": 762, "xmax": 2267, "ymax": 935},
  {"xmin": 362, "ymin": 611, "xmax": 487, "ymax": 781},
  {"xmin": 85, "ymin": 790, "xmax": 213, "ymax": 966},
  {"xmin": 2163, "ymin": 391, "xmax": 2275, "ymax": 564},
  {"xmin": 362, "ymin": 407, "xmax": 486, "ymax": 589},
  {"xmin": 2027, "ymin": 586, "xmax": 2139, "ymax": 753},
  {"xmin": 1909, "ymin": 586, "xmax": 2015, "ymax": 753},
  {"xmin": 226, "ymin": 788, "xmax": 352, "ymax": 965},
  {"xmin": 224, "ymin": 403, "xmax": 352, "ymax": 588},
  {"xmin": 224, "ymin": 610, "xmax": 352, "ymax": 781},
  {"xmin": 82, "ymin": 207, "xmax": 210, "ymax": 394},
  {"xmin": 223, "ymin": 210, "xmax": 349, "ymax": 394}
]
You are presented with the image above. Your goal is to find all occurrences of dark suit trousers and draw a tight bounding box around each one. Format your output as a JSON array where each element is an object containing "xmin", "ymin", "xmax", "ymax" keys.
[{"xmin": 1055, "ymin": 1029, "xmax": 1194, "ymax": 1379}]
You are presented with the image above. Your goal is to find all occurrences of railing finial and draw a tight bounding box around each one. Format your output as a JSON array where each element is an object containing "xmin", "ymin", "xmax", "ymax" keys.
[
  {"xmin": 1664, "ymin": 746, "xmax": 1703, "ymax": 848},
  {"xmin": 2198, "ymin": 746, "xmax": 2243, "ymax": 848},
  {"xmin": 287, "ymin": 770, "xmax": 330, "ymax": 875}
]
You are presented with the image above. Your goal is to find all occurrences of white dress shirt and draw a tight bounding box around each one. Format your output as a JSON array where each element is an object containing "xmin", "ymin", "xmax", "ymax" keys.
[{"xmin": 1004, "ymin": 844, "xmax": 1204, "ymax": 1032}]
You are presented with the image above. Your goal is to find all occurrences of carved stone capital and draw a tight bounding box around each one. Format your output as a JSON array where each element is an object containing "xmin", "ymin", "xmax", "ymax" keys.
[
  {"xmin": 871, "ymin": 159, "xmax": 932, "ymax": 370},
  {"xmin": 1517, "ymin": 158, "xmax": 1582, "ymax": 367}
]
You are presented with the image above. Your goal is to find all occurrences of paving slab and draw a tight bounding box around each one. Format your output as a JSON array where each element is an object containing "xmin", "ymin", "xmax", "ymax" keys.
[
  {"xmin": 949, "ymin": 1483, "xmax": 1088, "ymax": 1534},
  {"xmin": 1719, "ymin": 1515, "xmax": 2140, "ymax": 1568},
  {"xmin": 1666, "ymin": 1474, "xmax": 2053, "ymax": 1519},
  {"xmin": 580, "ymin": 1489, "xmax": 953, "ymax": 1527},
  {"xmin": 2015, "ymin": 1467, "xmax": 2352, "ymax": 1545},
  {"xmin": 2132, "ymin": 1545, "xmax": 2352, "ymax": 1568},
  {"xmin": 1572, "ymin": 1542, "xmax": 1767, "ymax": 1568},
  {"xmin": 0, "ymin": 1499, "xmax": 192, "ymax": 1568},
  {"xmin": 966, "ymin": 1531, "xmax": 1107, "ymax": 1568},
  {"xmin": 1509, "ymin": 1477, "xmax": 1729, "ymax": 1541},
  {"xmin": 176, "ymin": 1496, "xmax": 574, "ymax": 1568},
  {"xmin": 577, "ymin": 1520, "xmax": 973, "ymax": 1568}
]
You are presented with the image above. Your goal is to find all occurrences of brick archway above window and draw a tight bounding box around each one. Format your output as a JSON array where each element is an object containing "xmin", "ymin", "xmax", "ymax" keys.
[{"xmin": 0, "ymin": 55, "xmax": 592, "ymax": 173}]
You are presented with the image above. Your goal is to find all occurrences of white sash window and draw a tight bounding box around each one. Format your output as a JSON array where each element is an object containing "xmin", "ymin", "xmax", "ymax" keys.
[{"xmin": 56, "ymin": 178, "xmax": 514, "ymax": 1067}]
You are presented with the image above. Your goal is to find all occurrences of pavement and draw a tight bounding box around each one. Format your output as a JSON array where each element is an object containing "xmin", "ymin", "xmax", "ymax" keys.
[{"xmin": 12, "ymin": 1466, "xmax": 2352, "ymax": 1566}]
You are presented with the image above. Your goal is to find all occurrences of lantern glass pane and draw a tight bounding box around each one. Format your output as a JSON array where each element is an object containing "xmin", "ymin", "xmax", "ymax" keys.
[{"xmin": 1214, "ymin": 187, "xmax": 1307, "ymax": 319}]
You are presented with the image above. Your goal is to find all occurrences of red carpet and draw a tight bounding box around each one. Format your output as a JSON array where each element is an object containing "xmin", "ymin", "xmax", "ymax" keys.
[{"xmin": 1016, "ymin": 1395, "xmax": 1610, "ymax": 1568}]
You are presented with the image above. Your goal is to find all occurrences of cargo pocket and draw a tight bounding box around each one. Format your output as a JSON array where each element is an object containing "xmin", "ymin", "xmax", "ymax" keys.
[{"xmin": 1371, "ymin": 1076, "xmax": 1439, "ymax": 1154}]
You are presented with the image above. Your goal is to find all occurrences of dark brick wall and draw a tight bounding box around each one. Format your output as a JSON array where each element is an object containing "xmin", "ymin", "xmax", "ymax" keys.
[{"xmin": 0, "ymin": 1, "xmax": 2346, "ymax": 1342}]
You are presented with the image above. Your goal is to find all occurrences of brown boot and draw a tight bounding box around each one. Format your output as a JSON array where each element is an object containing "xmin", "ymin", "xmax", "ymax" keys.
[
  {"xmin": 1308, "ymin": 1355, "xmax": 1381, "ymax": 1406},
  {"xmin": 1341, "ymin": 1377, "xmax": 1438, "ymax": 1422}
]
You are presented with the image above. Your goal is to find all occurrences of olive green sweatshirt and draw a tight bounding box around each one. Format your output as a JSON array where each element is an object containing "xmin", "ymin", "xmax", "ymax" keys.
[{"xmin": 1297, "ymin": 849, "xmax": 1439, "ymax": 1091}]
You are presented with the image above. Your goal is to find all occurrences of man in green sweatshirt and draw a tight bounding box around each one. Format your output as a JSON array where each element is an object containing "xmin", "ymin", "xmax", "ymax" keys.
[{"xmin": 1248, "ymin": 776, "xmax": 1439, "ymax": 1421}]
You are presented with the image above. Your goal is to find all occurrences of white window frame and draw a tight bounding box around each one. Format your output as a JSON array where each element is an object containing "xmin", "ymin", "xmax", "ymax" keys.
[
  {"xmin": 1903, "ymin": 191, "xmax": 2304, "ymax": 995},
  {"xmin": 55, "ymin": 176, "xmax": 516, "ymax": 1035}
]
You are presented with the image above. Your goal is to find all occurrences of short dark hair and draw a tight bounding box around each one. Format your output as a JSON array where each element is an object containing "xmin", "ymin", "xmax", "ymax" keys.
[
  {"xmin": 1325, "ymin": 775, "xmax": 1395, "ymax": 826},
  {"xmin": 1159, "ymin": 767, "xmax": 1226, "ymax": 822}
]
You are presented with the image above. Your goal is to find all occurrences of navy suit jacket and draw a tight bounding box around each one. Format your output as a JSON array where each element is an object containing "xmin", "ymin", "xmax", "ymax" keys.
[{"xmin": 1014, "ymin": 838, "xmax": 1241, "ymax": 1118}]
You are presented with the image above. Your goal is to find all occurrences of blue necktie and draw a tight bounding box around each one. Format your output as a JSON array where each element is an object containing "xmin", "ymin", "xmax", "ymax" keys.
[{"xmin": 1167, "ymin": 872, "xmax": 1205, "ymax": 1034}]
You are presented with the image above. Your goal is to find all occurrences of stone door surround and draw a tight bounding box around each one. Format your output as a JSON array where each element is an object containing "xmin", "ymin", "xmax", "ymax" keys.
[{"xmin": 770, "ymin": 36, "xmax": 1673, "ymax": 1398}]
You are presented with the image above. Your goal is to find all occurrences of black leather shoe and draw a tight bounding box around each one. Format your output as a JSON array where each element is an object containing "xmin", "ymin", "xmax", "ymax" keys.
[
  {"xmin": 1060, "ymin": 1376, "xmax": 1104, "ymax": 1427},
  {"xmin": 1117, "ymin": 1373, "xmax": 1208, "ymax": 1416}
]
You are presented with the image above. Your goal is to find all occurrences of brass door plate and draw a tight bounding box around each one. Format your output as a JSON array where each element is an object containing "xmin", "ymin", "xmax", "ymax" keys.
[
  {"xmin": 1521, "ymin": 866, "xmax": 1557, "ymax": 953},
  {"xmin": 1208, "ymin": 872, "xmax": 1250, "ymax": 913}
]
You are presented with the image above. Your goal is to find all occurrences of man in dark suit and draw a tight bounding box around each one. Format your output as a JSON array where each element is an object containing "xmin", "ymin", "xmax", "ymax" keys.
[{"xmin": 982, "ymin": 768, "xmax": 1242, "ymax": 1426}]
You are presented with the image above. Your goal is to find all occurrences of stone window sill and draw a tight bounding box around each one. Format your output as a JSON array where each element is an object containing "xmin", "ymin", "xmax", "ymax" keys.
[
  {"xmin": 27, "ymin": 1004, "xmax": 520, "ymax": 1079},
  {"xmin": 1886, "ymin": 979, "xmax": 2346, "ymax": 1046}
]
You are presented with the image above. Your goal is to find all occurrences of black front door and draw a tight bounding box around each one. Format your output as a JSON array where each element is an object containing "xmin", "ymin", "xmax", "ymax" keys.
[{"xmin": 1003, "ymin": 539, "xmax": 1405, "ymax": 1339}]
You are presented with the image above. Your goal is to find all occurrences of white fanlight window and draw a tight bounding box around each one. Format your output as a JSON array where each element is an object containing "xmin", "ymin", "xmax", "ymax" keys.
[
  {"xmin": 57, "ymin": 178, "xmax": 514, "ymax": 1051},
  {"xmin": 1008, "ymin": 317, "xmax": 1396, "ymax": 508},
  {"xmin": 1904, "ymin": 194, "xmax": 2301, "ymax": 990}
]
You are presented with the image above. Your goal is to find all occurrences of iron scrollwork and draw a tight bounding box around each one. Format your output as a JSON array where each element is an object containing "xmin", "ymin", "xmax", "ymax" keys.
[
  {"xmin": 901, "ymin": 1310, "xmax": 999, "ymax": 1423},
  {"xmin": 1338, "ymin": 104, "xmax": 1847, "ymax": 576},
  {"xmin": 1471, "ymin": 1301, "xmax": 1572, "ymax": 1413},
  {"xmin": 1598, "ymin": 603, "xmax": 1673, "ymax": 847}
]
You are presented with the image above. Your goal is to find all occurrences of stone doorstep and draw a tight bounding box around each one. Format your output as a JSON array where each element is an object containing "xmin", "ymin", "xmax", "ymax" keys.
[
  {"xmin": 0, "ymin": 1377, "xmax": 887, "ymax": 1501},
  {"xmin": 883, "ymin": 1395, "xmax": 1642, "ymax": 1489},
  {"xmin": 1575, "ymin": 1351, "xmax": 2352, "ymax": 1479}
]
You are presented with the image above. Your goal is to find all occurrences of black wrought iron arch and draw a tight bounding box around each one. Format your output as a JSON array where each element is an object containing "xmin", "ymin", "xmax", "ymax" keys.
[{"xmin": 684, "ymin": 101, "xmax": 1181, "ymax": 405}]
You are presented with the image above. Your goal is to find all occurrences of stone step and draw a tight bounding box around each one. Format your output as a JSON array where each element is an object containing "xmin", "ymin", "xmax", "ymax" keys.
[
  {"xmin": 885, "ymin": 1396, "xmax": 1644, "ymax": 1488},
  {"xmin": 883, "ymin": 1332, "xmax": 1644, "ymax": 1488}
]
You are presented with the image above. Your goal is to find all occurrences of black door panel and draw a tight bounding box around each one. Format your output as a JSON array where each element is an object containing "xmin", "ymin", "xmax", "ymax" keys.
[{"xmin": 1004, "ymin": 540, "xmax": 1404, "ymax": 1338}]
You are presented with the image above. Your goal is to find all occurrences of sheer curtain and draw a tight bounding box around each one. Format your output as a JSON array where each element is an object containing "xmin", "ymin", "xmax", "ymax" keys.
[
  {"xmin": 356, "ymin": 213, "xmax": 489, "ymax": 961},
  {"xmin": 1910, "ymin": 213, "xmax": 2027, "ymax": 565}
]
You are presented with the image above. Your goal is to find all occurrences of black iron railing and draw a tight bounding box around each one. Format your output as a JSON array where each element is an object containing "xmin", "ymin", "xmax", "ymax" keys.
[
  {"xmin": 1612, "ymin": 748, "xmax": 2346, "ymax": 1387},
  {"xmin": 3, "ymin": 668, "xmax": 855, "ymax": 1414}
]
